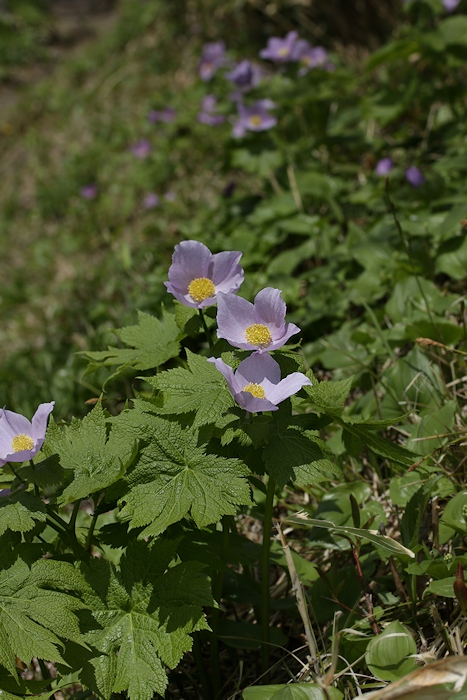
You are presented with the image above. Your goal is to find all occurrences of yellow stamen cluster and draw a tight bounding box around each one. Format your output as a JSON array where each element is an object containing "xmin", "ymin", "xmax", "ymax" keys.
[
  {"xmin": 11, "ymin": 434, "xmax": 34, "ymax": 453},
  {"xmin": 188, "ymin": 277, "xmax": 216, "ymax": 303},
  {"xmin": 245, "ymin": 323, "xmax": 272, "ymax": 348},
  {"xmin": 248, "ymin": 115, "xmax": 263, "ymax": 127},
  {"xmin": 243, "ymin": 383, "xmax": 266, "ymax": 399},
  {"xmin": 278, "ymin": 47, "xmax": 290, "ymax": 57}
]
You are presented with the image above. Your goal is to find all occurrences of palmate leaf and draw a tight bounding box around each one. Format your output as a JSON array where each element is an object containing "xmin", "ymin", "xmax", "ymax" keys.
[
  {"xmin": 78, "ymin": 539, "xmax": 213, "ymax": 700},
  {"xmin": 304, "ymin": 377, "xmax": 353, "ymax": 415},
  {"xmin": 147, "ymin": 349, "xmax": 234, "ymax": 427},
  {"xmin": 0, "ymin": 558, "xmax": 85, "ymax": 676},
  {"xmin": 80, "ymin": 309, "xmax": 180, "ymax": 374},
  {"xmin": 0, "ymin": 491, "xmax": 46, "ymax": 536},
  {"xmin": 44, "ymin": 401, "xmax": 137, "ymax": 505},
  {"xmin": 263, "ymin": 426, "xmax": 341, "ymax": 490},
  {"xmin": 118, "ymin": 415, "xmax": 251, "ymax": 537}
]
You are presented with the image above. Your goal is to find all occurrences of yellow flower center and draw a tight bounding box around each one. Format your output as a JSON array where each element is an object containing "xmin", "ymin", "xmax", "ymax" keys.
[
  {"xmin": 248, "ymin": 115, "xmax": 263, "ymax": 127},
  {"xmin": 278, "ymin": 47, "xmax": 290, "ymax": 57},
  {"xmin": 11, "ymin": 434, "xmax": 34, "ymax": 453},
  {"xmin": 187, "ymin": 277, "xmax": 216, "ymax": 303},
  {"xmin": 245, "ymin": 323, "xmax": 272, "ymax": 348},
  {"xmin": 243, "ymin": 383, "xmax": 266, "ymax": 399}
]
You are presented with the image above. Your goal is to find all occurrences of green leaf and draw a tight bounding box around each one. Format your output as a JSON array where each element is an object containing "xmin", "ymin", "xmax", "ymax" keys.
[
  {"xmin": 79, "ymin": 539, "xmax": 213, "ymax": 700},
  {"xmin": 286, "ymin": 515, "xmax": 415, "ymax": 558},
  {"xmin": 80, "ymin": 309, "xmax": 180, "ymax": 373},
  {"xmin": 0, "ymin": 491, "xmax": 46, "ymax": 536},
  {"xmin": 438, "ymin": 16, "xmax": 467, "ymax": 46},
  {"xmin": 304, "ymin": 377, "xmax": 353, "ymax": 415},
  {"xmin": 0, "ymin": 558, "xmax": 85, "ymax": 675},
  {"xmin": 400, "ymin": 476, "xmax": 439, "ymax": 549},
  {"xmin": 243, "ymin": 684, "xmax": 343, "ymax": 700},
  {"xmin": 365, "ymin": 621, "xmax": 417, "ymax": 682},
  {"xmin": 147, "ymin": 349, "xmax": 234, "ymax": 427},
  {"xmin": 44, "ymin": 401, "xmax": 137, "ymax": 505},
  {"xmin": 339, "ymin": 420, "xmax": 417, "ymax": 467},
  {"xmin": 263, "ymin": 426, "xmax": 341, "ymax": 490},
  {"xmin": 118, "ymin": 416, "xmax": 251, "ymax": 537}
]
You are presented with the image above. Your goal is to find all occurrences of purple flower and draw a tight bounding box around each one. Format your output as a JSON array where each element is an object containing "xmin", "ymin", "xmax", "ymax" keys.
[
  {"xmin": 405, "ymin": 166, "xmax": 425, "ymax": 187},
  {"xmin": 143, "ymin": 193, "xmax": 159, "ymax": 209},
  {"xmin": 291, "ymin": 39, "xmax": 328, "ymax": 73},
  {"xmin": 443, "ymin": 0, "xmax": 460, "ymax": 11},
  {"xmin": 164, "ymin": 191, "xmax": 175, "ymax": 202},
  {"xmin": 0, "ymin": 403, "xmax": 55, "ymax": 467},
  {"xmin": 375, "ymin": 158, "xmax": 393, "ymax": 176},
  {"xmin": 148, "ymin": 107, "xmax": 176, "ymax": 123},
  {"xmin": 165, "ymin": 240, "xmax": 244, "ymax": 309},
  {"xmin": 232, "ymin": 99, "xmax": 277, "ymax": 138},
  {"xmin": 260, "ymin": 31, "xmax": 298, "ymax": 63},
  {"xmin": 208, "ymin": 352, "xmax": 311, "ymax": 413},
  {"xmin": 216, "ymin": 287, "xmax": 300, "ymax": 353},
  {"xmin": 80, "ymin": 184, "xmax": 97, "ymax": 200},
  {"xmin": 197, "ymin": 95, "xmax": 225, "ymax": 126},
  {"xmin": 131, "ymin": 139, "xmax": 152, "ymax": 159},
  {"xmin": 226, "ymin": 60, "xmax": 262, "ymax": 90},
  {"xmin": 199, "ymin": 41, "xmax": 226, "ymax": 81}
]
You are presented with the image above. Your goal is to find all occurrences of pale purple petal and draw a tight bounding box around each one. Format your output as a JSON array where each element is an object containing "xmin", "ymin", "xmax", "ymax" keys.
[
  {"xmin": 260, "ymin": 31, "xmax": 298, "ymax": 62},
  {"xmin": 253, "ymin": 288, "xmax": 287, "ymax": 335},
  {"xmin": 405, "ymin": 166, "xmax": 425, "ymax": 187},
  {"xmin": 31, "ymin": 402, "xmax": 55, "ymax": 445},
  {"xmin": 266, "ymin": 372, "xmax": 312, "ymax": 404},
  {"xmin": 236, "ymin": 392, "xmax": 279, "ymax": 413},
  {"xmin": 210, "ymin": 251, "xmax": 244, "ymax": 292},
  {"xmin": 235, "ymin": 351, "xmax": 281, "ymax": 386},
  {"xmin": 216, "ymin": 294, "xmax": 255, "ymax": 347},
  {"xmin": 207, "ymin": 358, "xmax": 240, "ymax": 393},
  {"xmin": 267, "ymin": 323, "xmax": 301, "ymax": 351},
  {"xmin": 0, "ymin": 410, "xmax": 32, "ymax": 445},
  {"xmin": 443, "ymin": 0, "xmax": 460, "ymax": 11},
  {"xmin": 167, "ymin": 240, "xmax": 212, "ymax": 289}
]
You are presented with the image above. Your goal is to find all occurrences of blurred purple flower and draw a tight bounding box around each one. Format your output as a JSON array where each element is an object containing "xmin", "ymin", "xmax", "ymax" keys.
[
  {"xmin": 143, "ymin": 193, "xmax": 160, "ymax": 209},
  {"xmin": 405, "ymin": 166, "xmax": 425, "ymax": 187},
  {"xmin": 232, "ymin": 99, "xmax": 277, "ymax": 138},
  {"xmin": 198, "ymin": 95, "xmax": 225, "ymax": 126},
  {"xmin": 131, "ymin": 139, "xmax": 152, "ymax": 159},
  {"xmin": 226, "ymin": 59, "xmax": 262, "ymax": 90},
  {"xmin": 443, "ymin": 0, "xmax": 460, "ymax": 11},
  {"xmin": 0, "ymin": 403, "xmax": 54, "ymax": 467},
  {"xmin": 148, "ymin": 107, "xmax": 176, "ymax": 123},
  {"xmin": 165, "ymin": 240, "xmax": 244, "ymax": 309},
  {"xmin": 80, "ymin": 184, "xmax": 97, "ymax": 200},
  {"xmin": 164, "ymin": 191, "xmax": 175, "ymax": 202},
  {"xmin": 208, "ymin": 352, "xmax": 311, "ymax": 413},
  {"xmin": 375, "ymin": 158, "xmax": 393, "ymax": 176},
  {"xmin": 260, "ymin": 31, "xmax": 298, "ymax": 62},
  {"xmin": 216, "ymin": 287, "xmax": 300, "ymax": 353},
  {"xmin": 199, "ymin": 41, "xmax": 226, "ymax": 81},
  {"xmin": 291, "ymin": 39, "xmax": 329, "ymax": 73},
  {"xmin": 0, "ymin": 489, "xmax": 12, "ymax": 498}
]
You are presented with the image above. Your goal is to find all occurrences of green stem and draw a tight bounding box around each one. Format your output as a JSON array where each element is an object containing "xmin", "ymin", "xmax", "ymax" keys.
[
  {"xmin": 193, "ymin": 633, "xmax": 213, "ymax": 699},
  {"xmin": 199, "ymin": 309, "xmax": 214, "ymax": 348},
  {"xmin": 210, "ymin": 516, "xmax": 231, "ymax": 698},
  {"xmin": 46, "ymin": 507, "xmax": 70, "ymax": 531},
  {"xmin": 29, "ymin": 459, "xmax": 39, "ymax": 496},
  {"xmin": 70, "ymin": 499, "xmax": 81, "ymax": 533},
  {"xmin": 85, "ymin": 507, "xmax": 100, "ymax": 552},
  {"xmin": 261, "ymin": 475, "xmax": 276, "ymax": 679},
  {"xmin": 7, "ymin": 462, "xmax": 23, "ymax": 484}
]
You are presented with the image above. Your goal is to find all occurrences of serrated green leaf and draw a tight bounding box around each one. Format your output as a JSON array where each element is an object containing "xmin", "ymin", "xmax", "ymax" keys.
[
  {"xmin": 80, "ymin": 309, "xmax": 180, "ymax": 374},
  {"xmin": 0, "ymin": 558, "xmax": 85, "ymax": 675},
  {"xmin": 118, "ymin": 416, "xmax": 251, "ymax": 537},
  {"xmin": 78, "ymin": 540, "xmax": 213, "ymax": 700},
  {"xmin": 263, "ymin": 427, "xmax": 341, "ymax": 490},
  {"xmin": 147, "ymin": 349, "xmax": 234, "ymax": 427},
  {"xmin": 45, "ymin": 401, "xmax": 137, "ymax": 505},
  {"xmin": 0, "ymin": 491, "xmax": 46, "ymax": 536},
  {"xmin": 304, "ymin": 377, "xmax": 353, "ymax": 415}
]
